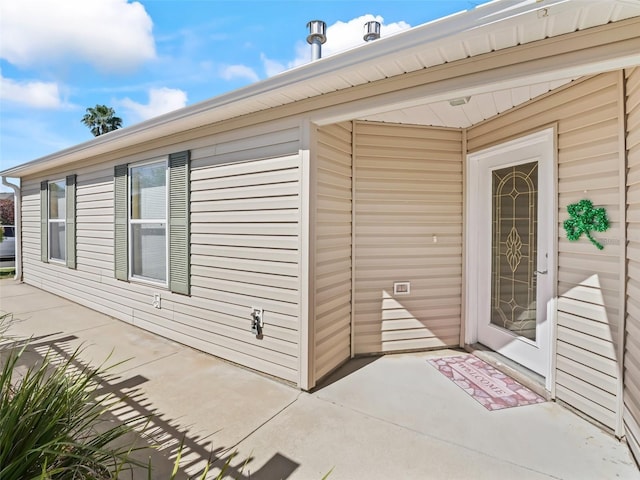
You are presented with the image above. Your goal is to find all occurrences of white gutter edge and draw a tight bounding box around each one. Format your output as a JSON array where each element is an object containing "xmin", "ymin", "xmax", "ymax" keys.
[
  {"xmin": 0, "ymin": 0, "xmax": 565, "ymax": 179},
  {"xmin": 1, "ymin": 177, "xmax": 21, "ymax": 282}
]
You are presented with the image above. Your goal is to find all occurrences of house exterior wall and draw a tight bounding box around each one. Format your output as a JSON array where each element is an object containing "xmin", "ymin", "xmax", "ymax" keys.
[
  {"xmin": 352, "ymin": 122, "xmax": 463, "ymax": 355},
  {"xmin": 313, "ymin": 122, "xmax": 353, "ymax": 381},
  {"xmin": 625, "ymin": 66, "xmax": 640, "ymax": 460},
  {"xmin": 467, "ymin": 72, "xmax": 623, "ymax": 431},
  {"xmin": 20, "ymin": 120, "xmax": 304, "ymax": 384},
  {"xmin": 14, "ymin": 63, "xmax": 639, "ymax": 444}
]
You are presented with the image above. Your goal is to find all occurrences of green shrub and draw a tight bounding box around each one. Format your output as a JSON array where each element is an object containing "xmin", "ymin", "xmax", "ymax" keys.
[{"xmin": 0, "ymin": 343, "xmax": 147, "ymax": 479}]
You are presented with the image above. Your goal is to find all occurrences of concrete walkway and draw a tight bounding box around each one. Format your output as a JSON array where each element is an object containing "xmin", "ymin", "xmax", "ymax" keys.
[{"xmin": 1, "ymin": 279, "xmax": 638, "ymax": 479}]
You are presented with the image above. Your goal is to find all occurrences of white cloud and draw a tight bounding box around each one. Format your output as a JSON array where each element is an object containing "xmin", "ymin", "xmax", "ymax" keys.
[
  {"xmin": 0, "ymin": 72, "xmax": 67, "ymax": 109},
  {"xmin": 0, "ymin": 0, "xmax": 155, "ymax": 72},
  {"xmin": 260, "ymin": 54, "xmax": 286, "ymax": 77},
  {"xmin": 120, "ymin": 87, "xmax": 187, "ymax": 122},
  {"xmin": 263, "ymin": 15, "xmax": 411, "ymax": 76},
  {"xmin": 220, "ymin": 65, "xmax": 260, "ymax": 83}
]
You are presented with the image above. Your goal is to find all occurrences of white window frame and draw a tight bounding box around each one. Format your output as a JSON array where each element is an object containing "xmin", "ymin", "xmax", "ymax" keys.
[
  {"xmin": 127, "ymin": 157, "xmax": 169, "ymax": 286},
  {"xmin": 48, "ymin": 178, "xmax": 66, "ymax": 263}
]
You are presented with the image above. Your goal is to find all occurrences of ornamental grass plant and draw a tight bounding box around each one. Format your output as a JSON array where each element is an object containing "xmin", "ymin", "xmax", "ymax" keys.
[
  {"xmin": 0, "ymin": 311, "xmax": 235, "ymax": 479},
  {"xmin": 0, "ymin": 313, "xmax": 148, "ymax": 479}
]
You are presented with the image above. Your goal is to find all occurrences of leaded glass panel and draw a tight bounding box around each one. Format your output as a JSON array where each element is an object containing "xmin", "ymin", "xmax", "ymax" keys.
[{"xmin": 491, "ymin": 161, "xmax": 538, "ymax": 340}]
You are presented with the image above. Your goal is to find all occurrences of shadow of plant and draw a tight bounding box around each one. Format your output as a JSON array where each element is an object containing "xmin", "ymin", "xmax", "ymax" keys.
[{"xmin": 0, "ymin": 313, "xmax": 301, "ymax": 479}]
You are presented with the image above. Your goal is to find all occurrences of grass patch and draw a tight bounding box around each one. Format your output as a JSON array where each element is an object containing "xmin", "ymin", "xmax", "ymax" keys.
[{"xmin": 0, "ymin": 267, "xmax": 15, "ymax": 278}]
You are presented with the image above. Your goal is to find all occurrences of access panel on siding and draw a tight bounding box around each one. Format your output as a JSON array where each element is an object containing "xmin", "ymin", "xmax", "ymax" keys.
[
  {"xmin": 353, "ymin": 122, "xmax": 463, "ymax": 355},
  {"xmin": 314, "ymin": 122, "xmax": 353, "ymax": 381}
]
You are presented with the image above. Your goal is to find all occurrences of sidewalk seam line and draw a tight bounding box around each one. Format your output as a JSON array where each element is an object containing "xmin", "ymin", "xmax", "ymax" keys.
[{"xmin": 222, "ymin": 392, "xmax": 303, "ymax": 454}]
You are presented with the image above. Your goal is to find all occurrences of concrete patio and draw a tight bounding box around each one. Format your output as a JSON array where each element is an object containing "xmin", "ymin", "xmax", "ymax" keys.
[{"xmin": 1, "ymin": 279, "xmax": 638, "ymax": 479}]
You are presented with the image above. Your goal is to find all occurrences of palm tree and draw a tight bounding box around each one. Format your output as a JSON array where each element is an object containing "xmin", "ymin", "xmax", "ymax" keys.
[{"xmin": 81, "ymin": 105, "xmax": 123, "ymax": 136}]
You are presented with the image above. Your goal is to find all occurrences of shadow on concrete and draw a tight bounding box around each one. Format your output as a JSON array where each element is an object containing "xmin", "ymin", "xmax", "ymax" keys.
[
  {"xmin": 313, "ymin": 355, "xmax": 381, "ymax": 391},
  {"xmin": 3, "ymin": 333, "xmax": 300, "ymax": 479}
]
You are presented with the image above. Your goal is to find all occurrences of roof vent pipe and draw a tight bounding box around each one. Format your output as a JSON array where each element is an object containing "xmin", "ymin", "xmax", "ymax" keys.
[
  {"xmin": 307, "ymin": 20, "xmax": 327, "ymax": 61},
  {"xmin": 363, "ymin": 21, "xmax": 381, "ymax": 42}
]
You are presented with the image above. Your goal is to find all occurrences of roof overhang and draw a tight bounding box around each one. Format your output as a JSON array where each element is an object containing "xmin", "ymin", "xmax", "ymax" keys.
[
  {"xmin": 310, "ymin": 21, "xmax": 640, "ymax": 126},
  {"xmin": 3, "ymin": 0, "xmax": 640, "ymax": 178}
]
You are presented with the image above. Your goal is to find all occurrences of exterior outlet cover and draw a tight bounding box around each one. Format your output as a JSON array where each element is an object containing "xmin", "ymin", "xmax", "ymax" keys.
[{"xmin": 152, "ymin": 293, "xmax": 161, "ymax": 309}]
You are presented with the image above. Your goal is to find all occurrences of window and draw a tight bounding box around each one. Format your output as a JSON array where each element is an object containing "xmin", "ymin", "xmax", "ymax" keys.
[
  {"xmin": 129, "ymin": 160, "xmax": 167, "ymax": 284},
  {"xmin": 114, "ymin": 150, "xmax": 190, "ymax": 294},
  {"xmin": 40, "ymin": 175, "xmax": 76, "ymax": 268},
  {"xmin": 48, "ymin": 179, "xmax": 66, "ymax": 262}
]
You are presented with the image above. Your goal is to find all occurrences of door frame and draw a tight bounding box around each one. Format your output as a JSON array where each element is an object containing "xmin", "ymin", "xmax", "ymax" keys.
[{"xmin": 464, "ymin": 127, "xmax": 558, "ymax": 392}]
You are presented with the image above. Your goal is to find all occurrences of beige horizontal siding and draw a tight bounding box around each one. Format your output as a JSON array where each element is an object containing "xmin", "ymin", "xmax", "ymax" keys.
[
  {"xmin": 625, "ymin": 66, "xmax": 640, "ymax": 460},
  {"xmin": 19, "ymin": 121, "xmax": 302, "ymax": 384},
  {"xmin": 190, "ymin": 125, "xmax": 299, "ymax": 168},
  {"xmin": 313, "ymin": 122, "xmax": 353, "ymax": 381},
  {"xmin": 76, "ymin": 167, "xmax": 114, "ymax": 276},
  {"xmin": 353, "ymin": 122, "xmax": 463, "ymax": 354},
  {"xmin": 468, "ymin": 72, "xmax": 622, "ymax": 430},
  {"xmin": 186, "ymin": 135, "xmax": 302, "ymax": 381}
]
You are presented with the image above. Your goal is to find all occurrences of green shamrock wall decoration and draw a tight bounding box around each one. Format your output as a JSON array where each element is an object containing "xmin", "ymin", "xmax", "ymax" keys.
[{"xmin": 563, "ymin": 199, "xmax": 609, "ymax": 250}]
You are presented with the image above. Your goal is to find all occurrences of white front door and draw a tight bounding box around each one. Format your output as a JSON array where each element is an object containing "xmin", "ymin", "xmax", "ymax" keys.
[{"xmin": 466, "ymin": 128, "xmax": 555, "ymax": 381}]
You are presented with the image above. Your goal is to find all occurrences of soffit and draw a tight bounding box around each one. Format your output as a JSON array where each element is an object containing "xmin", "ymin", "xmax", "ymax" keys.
[
  {"xmin": 359, "ymin": 78, "xmax": 577, "ymax": 128},
  {"xmin": 315, "ymin": 0, "xmax": 638, "ymax": 128}
]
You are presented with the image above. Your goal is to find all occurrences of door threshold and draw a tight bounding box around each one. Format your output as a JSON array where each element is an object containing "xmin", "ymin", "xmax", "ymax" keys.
[{"xmin": 464, "ymin": 343, "xmax": 551, "ymax": 400}]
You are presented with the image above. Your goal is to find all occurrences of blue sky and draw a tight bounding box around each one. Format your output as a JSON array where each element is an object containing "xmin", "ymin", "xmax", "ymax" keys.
[{"xmin": 0, "ymin": 0, "xmax": 475, "ymax": 184}]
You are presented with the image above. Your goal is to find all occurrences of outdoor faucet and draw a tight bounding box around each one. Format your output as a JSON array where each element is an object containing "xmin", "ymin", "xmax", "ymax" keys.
[{"xmin": 251, "ymin": 307, "xmax": 264, "ymax": 336}]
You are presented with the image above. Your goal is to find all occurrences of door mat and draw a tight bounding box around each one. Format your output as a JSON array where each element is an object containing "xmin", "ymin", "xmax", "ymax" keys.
[{"xmin": 428, "ymin": 354, "xmax": 545, "ymax": 411}]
